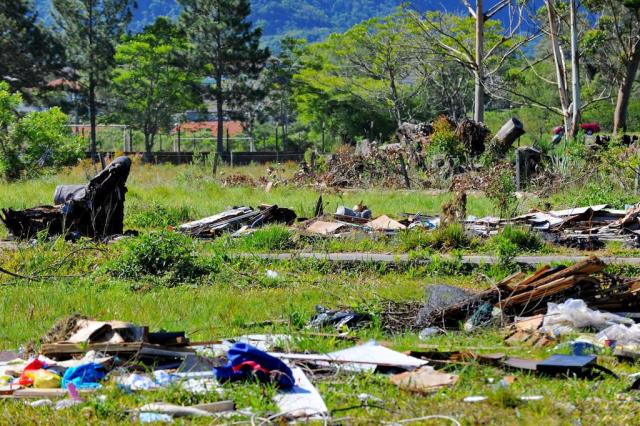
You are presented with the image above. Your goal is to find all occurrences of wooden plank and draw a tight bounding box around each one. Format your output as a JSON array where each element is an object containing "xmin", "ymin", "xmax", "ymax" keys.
[
  {"xmin": 507, "ymin": 265, "xmax": 551, "ymax": 292},
  {"xmin": 8, "ymin": 388, "xmax": 95, "ymax": 399},
  {"xmin": 508, "ymin": 256, "xmax": 604, "ymax": 295},
  {"xmin": 192, "ymin": 400, "xmax": 235, "ymax": 414},
  {"xmin": 499, "ymin": 276, "xmax": 580, "ymax": 308},
  {"xmin": 41, "ymin": 342, "xmax": 194, "ymax": 358}
]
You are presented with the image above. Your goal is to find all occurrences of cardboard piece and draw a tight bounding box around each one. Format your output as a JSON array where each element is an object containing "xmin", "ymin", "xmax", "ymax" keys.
[
  {"xmin": 366, "ymin": 215, "xmax": 407, "ymax": 231},
  {"xmin": 272, "ymin": 341, "xmax": 427, "ymax": 372},
  {"xmin": 306, "ymin": 220, "xmax": 347, "ymax": 235},
  {"xmin": 390, "ymin": 367, "xmax": 458, "ymax": 394},
  {"xmin": 274, "ymin": 367, "xmax": 329, "ymax": 420}
]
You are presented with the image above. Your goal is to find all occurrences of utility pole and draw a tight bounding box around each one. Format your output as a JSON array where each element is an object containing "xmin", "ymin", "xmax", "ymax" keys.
[{"xmin": 570, "ymin": 0, "xmax": 581, "ymax": 138}]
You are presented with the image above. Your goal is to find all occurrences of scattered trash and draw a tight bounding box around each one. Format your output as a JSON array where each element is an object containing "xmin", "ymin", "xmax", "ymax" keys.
[
  {"xmin": 265, "ymin": 270, "xmax": 279, "ymax": 279},
  {"xmin": 215, "ymin": 343, "xmax": 294, "ymax": 389},
  {"xmin": 464, "ymin": 396, "xmax": 487, "ymax": 403},
  {"xmin": 519, "ymin": 395, "xmax": 544, "ymax": 401},
  {"xmin": 138, "ymin": 412, "xmax": 173, "ymax": 423},
  {"xmin": 273, "ymin": 367, "xmax": 329, "ymax": 420},
  {"xmin": 418, "ymin": 327, "xmax": 444, "ymax": 339},
  {"xmin": 307, "ymin": 305, "xmax": 372, "ymax": 330},
  {"xmin": 336, "ymin": 205, "xmax": 372, "ymax": 219},
  {"xmin": 541, "ymin": 299, "xmax": 634, "ymax": 337},
  {"xmin": 390, "ymin": 367, "xmax": 458, "ymax": 394},
  {"xmin": 179, "ymin": 205, "xmax": 296, "ymax": 238}
]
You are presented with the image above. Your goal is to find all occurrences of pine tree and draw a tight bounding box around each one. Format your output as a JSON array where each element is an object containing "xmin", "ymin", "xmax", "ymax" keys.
[
  {"xmin": 179, "ymin": 0, "xmax": 270, "ymax": 154},
  {"xmin": 0, "ymin": 1, "xmax": 65, "ymax": 93},
  {"xmin": 52, "ymin": 0, "xmax": 135, "ymax": 161}
]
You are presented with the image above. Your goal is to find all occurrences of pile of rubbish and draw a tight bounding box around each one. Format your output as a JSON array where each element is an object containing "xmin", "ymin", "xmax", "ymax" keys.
[
  {"xmin": 469, "ymin": 204, "xmax": 640, "ymax": 247},
  {"xmin": 1, "ymin": 156, "xmax": 132, "ymax": 240},
  {"xmin": 178, "ymin": 205, "xmax": 296, "ymax": 238},
  {"xmin": 0, "ymin": 318, "xmax": 465, "ymax": 422},
  {"xmin": 416, "ymin": 256, "xmax": 640, "ymax": 329}
]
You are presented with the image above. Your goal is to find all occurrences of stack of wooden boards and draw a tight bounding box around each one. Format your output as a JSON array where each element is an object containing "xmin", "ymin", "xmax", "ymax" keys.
[
  {"xmin": 178, "ymin": 205, "xmax": 296, "ymax": 238},
  {"xmin": 425, "ymin": 256, "xmax": 640, "ymax": 327}
]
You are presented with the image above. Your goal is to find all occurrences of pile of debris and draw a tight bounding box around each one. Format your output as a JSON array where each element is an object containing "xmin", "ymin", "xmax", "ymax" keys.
[
  {"xmin": 317, "ymin": 145, "xmax": 414, "ymax": 189},
  {"xmin": 469, "ymin": 204, "xmax": 640, "ymax": 247},
  {"xmin": 179, "ymin": 205, "xmax": 297, "ymax": 238},
  {"xmin": 419, "ymin": 256, "xmax": 640, "ymax": 329},
  {"xmin": 1, "ymin": 156, "xmax": 132, "ymax": 240},
  {"xmin": 300, "ymin": 203, "xmax": 435, "ymax": 236},
  {"xmin": 0, "ymin": 318, "xmax": 459, "ymax": 422}
]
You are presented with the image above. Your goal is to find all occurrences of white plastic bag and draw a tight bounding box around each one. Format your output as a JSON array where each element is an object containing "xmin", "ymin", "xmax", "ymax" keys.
[
  {"xmin": 541, "ymin": 299, "xmax": 633, "ymax": 336},
  {"xmin": 597, "ymin": 323, "xmax": 640, "ymax": 345}
]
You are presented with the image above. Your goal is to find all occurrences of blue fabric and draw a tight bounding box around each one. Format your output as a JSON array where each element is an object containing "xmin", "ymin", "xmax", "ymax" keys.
[
  {"xmin": 214, "ymin": 343, "xmax": 294, "ymax": 389},
  {"xmin": 61, "ymin": 363, "xmax": 107, "ymax": 390}
]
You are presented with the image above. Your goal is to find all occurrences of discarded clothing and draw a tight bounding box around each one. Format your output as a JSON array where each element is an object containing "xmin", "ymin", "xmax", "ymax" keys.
[
  {"xmin": 61, "ymin": 363, "xmax": 106, "ymax": 390},
  {"xmin": 215, "ymin": 343, "xmax": 294, "ymax": 389}
]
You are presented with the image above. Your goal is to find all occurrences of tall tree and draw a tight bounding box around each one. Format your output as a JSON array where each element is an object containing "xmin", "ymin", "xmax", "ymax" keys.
[
  {"xmin": 584, "ymin": 0, "xmax": 640, "ymax": 134},
  {"xmin": 179, "ymin": 0, "xmax": 270, "ymax": 154},
  {"xmin": 52, "ymin": 0, "xmax": 135, "ymax": 161},
  {"xmin": 263, "ymin": 37, "xmax": 304, "ymax": 151},
  {"xmin": 0, "ymin": 1, "xmax": 65, "ymax": 93},
  {"xmin": 111, "ymin": 17, "xmax": 200, "ymax": 160},
  {"xmin": 413, "ymin": 1, "xmax": 534, "ymax": 123}
]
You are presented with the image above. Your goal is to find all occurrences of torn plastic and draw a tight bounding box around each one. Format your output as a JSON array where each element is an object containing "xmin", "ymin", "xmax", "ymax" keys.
[
  {"xmin": 541, "ymin": 299, "xmax": 634, "ymax": 336},
  {"xmin": 597, "ymin": 323, "xmax": 640, "ymax": 346}
]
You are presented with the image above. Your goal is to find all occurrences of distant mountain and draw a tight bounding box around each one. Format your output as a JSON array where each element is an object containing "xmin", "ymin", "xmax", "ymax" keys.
[{"xmin": 34, "ymin": 0, "xmax": 450, "ymax": 48}]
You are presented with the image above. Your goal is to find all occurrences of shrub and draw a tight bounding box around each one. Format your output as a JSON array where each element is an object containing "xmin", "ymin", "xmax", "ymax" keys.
[
  {"xmin": 111, "ymin": 230, "xmax": 206, "ymax": 283},
  {"xmin": 0, "ymin": 82, "xmax": 83, "ymax": 180},
  {"xmin": 427, "ymin": 115, "xmax": 465, "ymax": 161},
  {"xmin": 128, "ymin": 204, "xmax": 192, "ymax": 229},
  {"xmin": 486, "ymin": 164, "xmax": 517, "ymax": 217},
  {"xmin": 398, "ymin": 223, "xmax": 472, "ymax": 252},
  {"xmin": 492, "ymin": 226, "xmax": 542, "ymax": 252},
  {"xmin": 238, "ymin": 226, "xmax": 294, "ymax": 251}
]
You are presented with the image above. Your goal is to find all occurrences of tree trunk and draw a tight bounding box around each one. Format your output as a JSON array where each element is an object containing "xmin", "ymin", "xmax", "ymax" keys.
[
  {"xmin": 89, "ymin": 74, "xmax": 98, "ymax": 162},
  {"xmin": 143, "ymin": 132, "xmax": 153, "ymax": 163},
  {"xmin": 569, "ymin": 0, "xmax": 581, "ymax": 139},
  {"xmin": 614, "ymin": 41, "xmax": 640, "ymax": 135},
  {"xmin": 216, "ymin": 71, "xmax": 224, "ymax": 154},
  {"xmin": 546, "ymin": 0, "xmax": 571, "ymax": 134},
  {"xmin": 474, "ymin": 0, "xmax": 485, "ymax": 123},
  {"xmin": 488, "ymin": 117, "xmax": 525, "ymax": 159}
]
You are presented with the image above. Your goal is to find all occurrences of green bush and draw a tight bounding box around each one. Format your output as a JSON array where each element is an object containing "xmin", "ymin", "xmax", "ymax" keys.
[
  {"xmin": 491, "ymin": 226, "xmax": 542, "ymax": 252},
  {"xmin": 398, "ymin": 223, "xmax": 472, "ymax": 252},
  {"xmin": 427, "ymin": 115, "xmax": 465, "ymax": 161},
  {"xmin": 238, "ymin": 226, "xmax": 294, "ymax": 251},
  {"xmin": 127, "ymin": 204, "xmax": 192, "ymax": 229},
  {"xmin": 0, "ymin": 82, "xmax": 83, "ymax": 180},
  {"xmin": 110, "ymin": 230, "xmax": 207, "ymax": 283}
]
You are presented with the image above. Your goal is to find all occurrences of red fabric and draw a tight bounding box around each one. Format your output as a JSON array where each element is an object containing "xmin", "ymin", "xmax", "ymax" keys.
[
  {"xmin": 580, "ymin": 123, "xmax": 600, "ymax": 133},
  {"xmin": 18, "ymin": 359, "xmax": 47, "ymax": 386},
  {"xmin": 232, "ymin": 360, "xmax": 271, "ymax": 375}
]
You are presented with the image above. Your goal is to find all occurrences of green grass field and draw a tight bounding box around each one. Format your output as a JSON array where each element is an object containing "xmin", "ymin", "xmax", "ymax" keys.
[{"xmin": 1, "ymin": 163, "xmax": 639, "ymax": 425}]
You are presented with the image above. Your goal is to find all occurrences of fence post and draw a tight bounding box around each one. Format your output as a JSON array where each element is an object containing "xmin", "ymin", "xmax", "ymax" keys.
[
  {"xmin": 212, "ymin": 152, "xmax": 219, "ymax": 175},
  {"xmin": 230, "ymin": 151, "xmax": 234, "ymax": 168}
]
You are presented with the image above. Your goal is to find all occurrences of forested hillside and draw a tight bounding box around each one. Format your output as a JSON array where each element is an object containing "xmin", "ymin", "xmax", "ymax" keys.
[{"xmin": 35, "ymin": 0, "xmax": 442, "ymax": 46}]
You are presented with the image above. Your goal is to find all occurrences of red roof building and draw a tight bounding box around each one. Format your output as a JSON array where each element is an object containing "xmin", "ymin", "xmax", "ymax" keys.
[{"xmin": 173, "ymin": 121, "xmax": 244, "ymax": 137}]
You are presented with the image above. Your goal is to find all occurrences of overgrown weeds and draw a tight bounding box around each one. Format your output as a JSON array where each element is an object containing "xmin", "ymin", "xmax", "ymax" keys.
[{"xmin": 108, "ymin": 231, "xmax": 213, "ymax": 285}]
